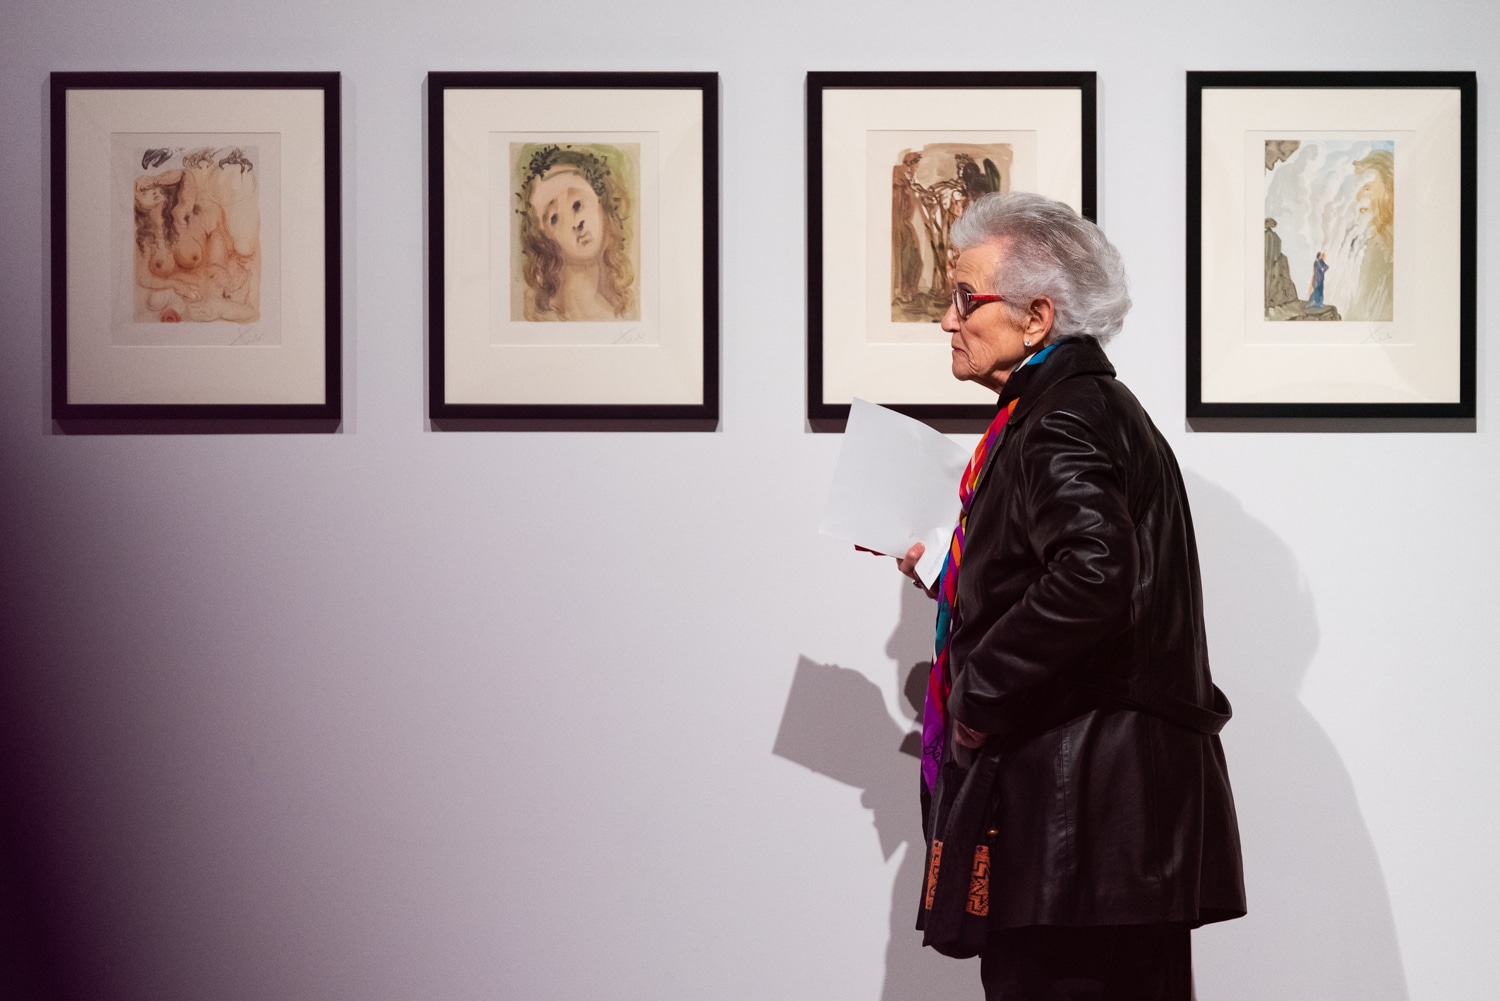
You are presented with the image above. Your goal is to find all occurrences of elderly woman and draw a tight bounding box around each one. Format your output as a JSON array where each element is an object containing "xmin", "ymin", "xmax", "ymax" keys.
[{"xmin": 894, "ymin": 192, "xmax": 1245, "ymax": 999}]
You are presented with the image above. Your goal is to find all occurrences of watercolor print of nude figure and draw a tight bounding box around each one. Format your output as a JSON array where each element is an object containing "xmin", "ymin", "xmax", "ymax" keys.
[{"xmin": 130, "ymin": 145, "xmax": 261, "ymax": 324}]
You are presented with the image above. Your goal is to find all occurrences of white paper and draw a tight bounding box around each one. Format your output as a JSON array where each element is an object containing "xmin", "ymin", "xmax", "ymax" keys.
[{"xmin": 819, "ymin": 398, "xmax": 969, "ymax": 588}]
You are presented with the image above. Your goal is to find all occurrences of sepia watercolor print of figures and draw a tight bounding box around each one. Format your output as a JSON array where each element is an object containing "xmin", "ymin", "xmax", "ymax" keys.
[
  {"xmin": 1263, "ymin": 139, "xmax": 1394, "ymax": 322},
  {"xmin": 129, "ymin": 145, "xmax": 261, "ymax": 323},
  {"xmin": 891, "ymin": 142, "xmax": 1012, "ymax": 322},
  {"xmin": 512, "ymin": 142, "xmax": 640, "ymax": 322}
]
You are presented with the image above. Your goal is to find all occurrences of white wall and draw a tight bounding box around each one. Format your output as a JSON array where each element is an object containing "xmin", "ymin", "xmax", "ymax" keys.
[{"xmin": 1, "ymin": 0, "xmax": 1496, "ymax": 998}]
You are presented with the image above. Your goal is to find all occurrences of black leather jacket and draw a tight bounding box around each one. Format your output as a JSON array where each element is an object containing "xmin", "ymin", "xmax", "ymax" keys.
[{"xmin": 946, "ymin": 336, "xmax": 1246, "ymax": 928}]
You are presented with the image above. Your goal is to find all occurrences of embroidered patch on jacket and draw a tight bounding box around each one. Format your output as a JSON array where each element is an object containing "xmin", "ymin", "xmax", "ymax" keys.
[
  {"xmin": 924, "ymin": 840, "xmax": 943, "ymax": 910},
  {"xmin": 966, "ymin": 844, "xmax": 990, "ymax": 917}
]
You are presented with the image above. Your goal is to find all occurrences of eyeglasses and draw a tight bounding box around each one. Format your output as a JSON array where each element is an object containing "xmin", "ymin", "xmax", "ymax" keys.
[{"xmin": 951, "ymin": 288, "xmax": 1005, "ymax": 320}]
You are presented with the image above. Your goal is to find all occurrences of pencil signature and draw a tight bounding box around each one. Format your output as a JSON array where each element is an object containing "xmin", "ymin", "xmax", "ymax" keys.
[{"xmin": 230, "ymin": 326, "xmax": 266, "ymax": 346}]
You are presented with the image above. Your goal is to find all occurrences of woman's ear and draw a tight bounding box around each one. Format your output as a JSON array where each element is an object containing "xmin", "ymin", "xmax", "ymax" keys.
[{"xmin": 1027, "ymin": 296, "xmax": 1056, "ymax": 342}]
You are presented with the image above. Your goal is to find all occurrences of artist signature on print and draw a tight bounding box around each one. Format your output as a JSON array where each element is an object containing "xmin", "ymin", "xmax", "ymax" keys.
[{"xmin": 229, "ymin": 326, "xmax": 267, "ymax": 346}]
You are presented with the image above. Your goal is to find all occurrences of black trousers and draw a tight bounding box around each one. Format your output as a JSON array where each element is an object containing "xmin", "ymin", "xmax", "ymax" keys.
[{"xmin": 979, "ymin": 923, "xmax": 1192, "ymax": 1001}]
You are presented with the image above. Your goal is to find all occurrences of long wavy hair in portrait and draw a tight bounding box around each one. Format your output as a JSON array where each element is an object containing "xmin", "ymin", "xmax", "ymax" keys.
[{"xmin": 512, "ymin": 142, "xmax": 639, "ymax": 322}]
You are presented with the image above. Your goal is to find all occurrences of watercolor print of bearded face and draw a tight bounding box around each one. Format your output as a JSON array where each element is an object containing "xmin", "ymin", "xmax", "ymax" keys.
[{"xmin": 512, "ymin": 142, "xmax": 640, "ymax": 322}]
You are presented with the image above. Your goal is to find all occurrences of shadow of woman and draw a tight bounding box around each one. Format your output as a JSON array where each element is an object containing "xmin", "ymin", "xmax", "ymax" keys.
[
  {"xmin": 774, "ymin": 580, "xmax": 980, "ymax": 1000},
  {"xmin": 1185, "ymin": 472, "xmax": 1409, "ymax": 999}
]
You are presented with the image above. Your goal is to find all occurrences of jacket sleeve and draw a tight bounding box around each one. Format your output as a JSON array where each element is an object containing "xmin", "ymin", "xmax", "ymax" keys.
[{"xmin": 948, "ymin": 403, "xmax": 1137, "ymax": 735}]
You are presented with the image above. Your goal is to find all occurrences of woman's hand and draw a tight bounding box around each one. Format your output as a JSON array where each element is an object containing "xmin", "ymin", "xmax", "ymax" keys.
[
  {"xmin": 856, "ymin": 543, "xmax": 936, "ymax": 597},
  {"xmin": 896, "ymin": 541, "xmax": 924, "ymax": 579},
  {"xmin": 897, "ymin": 542, "xmax": 936, "ymax": 598}
]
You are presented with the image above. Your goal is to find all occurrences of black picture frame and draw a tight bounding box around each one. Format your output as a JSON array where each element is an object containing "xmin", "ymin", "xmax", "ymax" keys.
[
  {"xmin": 427, "ymin": 71, "xmax": 720, "ymax": 427},
  {"xmin": 1187, "ymin": 71, "xmax": 1476, "ymax": 423},
  {"xmin": 50, "ymin": 71, "xmax": 342, "ymax": 429},
  {"xmin": 806, "ymin": 71, "xmax": 1097, "ymax": 429}
]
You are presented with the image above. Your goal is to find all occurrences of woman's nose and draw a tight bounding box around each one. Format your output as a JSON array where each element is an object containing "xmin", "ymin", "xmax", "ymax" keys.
[{"xmin": 940, "ymin": 303, "xmax": 961, "ymax": 332}]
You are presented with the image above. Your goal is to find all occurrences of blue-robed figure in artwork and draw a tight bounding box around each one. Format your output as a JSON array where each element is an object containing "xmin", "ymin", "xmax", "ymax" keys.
[{"xmin": 1307, "ymin": 251, "xmax": 1329, "ymax": 308}]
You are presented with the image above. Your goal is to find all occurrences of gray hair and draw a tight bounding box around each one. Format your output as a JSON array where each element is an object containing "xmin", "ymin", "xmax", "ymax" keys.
[{"xmin": 950, "ymin": 191, "xmax": 1131, "ymax": 344}]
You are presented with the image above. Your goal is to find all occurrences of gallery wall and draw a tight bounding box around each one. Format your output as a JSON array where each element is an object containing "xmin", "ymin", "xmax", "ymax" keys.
[{"xmin": 1, "ymin": 0, "xmax": 1496, "ymax": 998}]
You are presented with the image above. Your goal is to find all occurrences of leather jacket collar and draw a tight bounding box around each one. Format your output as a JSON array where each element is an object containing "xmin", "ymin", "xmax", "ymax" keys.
[{"xmin": 996, "ymin": 336, "xmax": 1116, "ymax": 421}]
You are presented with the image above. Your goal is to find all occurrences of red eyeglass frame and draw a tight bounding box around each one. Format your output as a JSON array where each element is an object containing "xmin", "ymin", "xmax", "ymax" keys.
[{"xmin": 952, "ymin": 288, "xmax": 1005, "ymax": 320}]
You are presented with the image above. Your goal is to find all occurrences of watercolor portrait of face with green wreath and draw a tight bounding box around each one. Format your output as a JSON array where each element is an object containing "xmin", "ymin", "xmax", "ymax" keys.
[{"xmin": 511, "ymin": 142, "xmax": 640, "ymax": 323}]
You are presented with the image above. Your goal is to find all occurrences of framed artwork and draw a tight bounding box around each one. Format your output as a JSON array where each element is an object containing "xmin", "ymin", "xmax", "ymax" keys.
[
  {"xmin": 1187, "ymin": 71, "xmax": 1476, "ymax": 420},
  {"xmin": 50, "ymin": 71, "xmax": 341, "ymax": 423},
  {"xmin": 428, "ymin": 71, "xmax": 719, "ymax": 424},
  {"xmin": 807, "ymin": 71, "xmax": 1097, "ymax": 425}
]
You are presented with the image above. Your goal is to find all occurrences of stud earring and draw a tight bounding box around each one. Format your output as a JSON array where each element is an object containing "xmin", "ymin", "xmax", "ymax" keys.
[{"xmin": 1024, "ymin": 339, "xmax": 1033, "ymax": 347}]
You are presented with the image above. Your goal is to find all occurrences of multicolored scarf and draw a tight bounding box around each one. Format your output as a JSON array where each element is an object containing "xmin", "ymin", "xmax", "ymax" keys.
[{"xmin": 921, "ymin": 343, "xmax": 1057, "ymax": 792}]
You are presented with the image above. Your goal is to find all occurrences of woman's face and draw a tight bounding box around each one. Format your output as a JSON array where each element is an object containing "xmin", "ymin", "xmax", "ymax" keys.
[
  {"xmin": 529, "ymin": 169, "xmax": 604, "ymax": 264},
  {"xmin": 941, "ymin": 240, "xmax": 1048, "ymax": 392}
]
